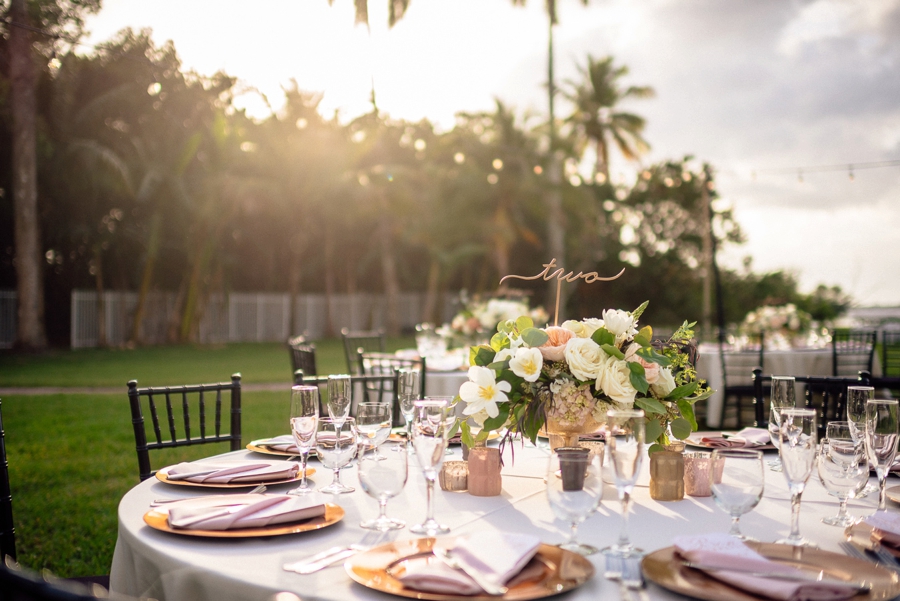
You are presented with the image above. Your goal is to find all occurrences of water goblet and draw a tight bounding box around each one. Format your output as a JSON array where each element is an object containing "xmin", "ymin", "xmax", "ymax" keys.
[
  {"xmin": 865, "ymin": 399, "xmax": 900, "ymax": 511},
  {"xmin": 602, "ymin": 409, "xmax": 645, "ymax": 564},
  {"xmin": 356, "ymin": 402, "xmax": 392, "ymax": 460},
  {"xmin": 767, "ymin": 376, "xmax": 796, "ymax": 471},
  {"xmin": 709, "ymin": 449, "xmax": 764, "ymax": 540},
  {"xmin": 410, "ymin": 399, "xmax": 450, "ymax": 535},
  {"xmin": 817, "ymin": 423, "xmax": 868, "ymax": 526},
  {"xmin": 546, "ymin": 447, "xmax": 603, "ymax": 556},
  {"xmin": 358, "ymin": 440, "xmax": 408, "ymax": 530},
  {"xmin": 315, "ymin": 417, "xmax": 357, "ymax": 494},
  {"xmin": 288, "ymin": 385, "xmax": 319, "ymax": 495},
  {"xmin": 775, "ymin": 407, "xmax": 817, "ymax": 546}
]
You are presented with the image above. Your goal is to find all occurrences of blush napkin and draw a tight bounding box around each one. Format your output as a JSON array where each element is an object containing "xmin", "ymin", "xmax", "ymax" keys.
[
  {"xmin": 674, "ymin": 533, "xmax": 858, "ymax": 601},
  {"xmin": 865, "ymin": 510, "xmax": 900, "ymax": 548},
  {"xmin": 164, "ymin": 460, "xmax": 299, "ymax": 483},
  {"xmin": 399, "ymin": 533, "xmax": 541, "ymax": 594},
  {"xmin": 700, "ymin": 427, "xmax": 770, "ymax": 448},
  {"xmin": 255, "ymin": 435, "xmax": 300, "ymax": 454},
  {"xmin": 166, "ymin": 493, "xmax": 325, "ymax": 530}
]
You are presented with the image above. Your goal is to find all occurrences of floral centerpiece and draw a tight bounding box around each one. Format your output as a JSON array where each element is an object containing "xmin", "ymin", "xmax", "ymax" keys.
[
  {"xmin": 456, "ymin": 301, "xmax": 712, "ymax": 453},
  {"xmin": 740, "ymin": 303, "xmax": 813, "ymax": 349},
  {"xmin": 436, "ymin": 295, "xmax": 549, "ymax": 349}
]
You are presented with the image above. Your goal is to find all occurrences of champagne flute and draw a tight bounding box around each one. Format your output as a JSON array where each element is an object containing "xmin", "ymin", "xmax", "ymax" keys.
[
  {"xmin": 315, "ymin": 417, "xmax": 357, "ymax": 494},
  {"xmin": 767, "ymin": 376, "xmax": 796, "ymax": 471},
  {"xmin": 602, "ymin": 409, "xmax": 645, "ymax": 562},
  {"xmin": 356, "ymin": 402, "xmax": 392, "ymax": 460},
  {"xmin": 817, "ymin": 422, "xmax": 868, "ymax": 526},
  {"xmin": 410, "ymin": 399, "xmax": 450, "ymax": 535},
  {"xmin": 775, "ymin": 408, "xmax": 817, "ymax": 546},
  {"xmin": 326, "ymin": 374, "xmax": 352, "ymax": 429},
  {"xmin": 546, "ymin": 448, "xmax": 603, "ymax": 556},
  {"xmin": 288, "ymin": 385, "xmax": 319, "ymax": 495},
  {"xmin": 865, "ymin": 399, "xmax": 900, "ymax": 511},
  {"xmin": 397, "ymin": 369, "xmax": 419, "ymax": 441},
  {"xmin": 710, "ymin": 449, "xmax": 764, "ymax": 540},
  {"xmin": 425, "ymin": 396, "xmax": 457, "ymax": 455},
  {"xmin": 358, "ymin": 440, "xmax": 408, "ymax": 530},
  {"xmin": 847, "ymin": 386, "xmax": 877, "ymax": 498}
]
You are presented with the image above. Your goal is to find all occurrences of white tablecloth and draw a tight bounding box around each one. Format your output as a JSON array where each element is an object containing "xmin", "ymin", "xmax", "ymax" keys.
[
  {"xmin": 697, "ymin": 344, "xmax": 882, "ymax": 428},
  {"xmin": 424, "ymin": 370, "xmax": 468, "ymax": 398},
  {"xmin": 110, "ymin": 443, "xmax": 886, "ymax": 601}
]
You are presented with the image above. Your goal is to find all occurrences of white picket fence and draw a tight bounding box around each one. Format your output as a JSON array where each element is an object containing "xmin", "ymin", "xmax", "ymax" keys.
[{"xmin": 69, "ymin": 289, "xmax": 460, "ymax": 348}]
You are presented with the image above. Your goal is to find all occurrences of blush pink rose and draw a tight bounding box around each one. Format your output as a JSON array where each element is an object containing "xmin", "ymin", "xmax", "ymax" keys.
[
  {"xmin": 624, "ymin": 342, "xmax": 660, "ymax": 384},
  {"xmin": 538, "ymin": 326, "xmax": 575, "ymax": 362}
]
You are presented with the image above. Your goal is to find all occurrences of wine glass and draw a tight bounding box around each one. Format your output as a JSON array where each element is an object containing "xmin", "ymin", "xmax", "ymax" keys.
[
  {"xmin": 288, "ymin": 385, "xmax": 319, "ymax": 495},
  {"xmin": 817, "ymin": 422, "xmax": 868, "ymax": 526},
  {"xmin": 602, "ymin": 409, "xmax": 645, "ymax": 562},
  {"xmin": 356, "ymin": 402, "xmax": 392, "ymax": 460},
  {"xmin": 358, "ymin": 440, "xmax": 408, "ymax": 530},
  {"xmin": 315, "ymin": 417, "xmax": 357, "ymax": 494},
  {"xmin": 847, "ymin": 386, "xmax": 877, "ymax": 498},
  {"xmin": 425, "ymin": 396, "xmax": 457, "ymax": 455},
  {"xmin": 767, "ymin": 376, "xmax": 796, "ymax": 471},
  {"xmin": 326, "ymin": 374, "xmax": 352, "ymax": 429},
  {"xmin": 546, "ymin": 448, "xmax": 603, "ymax": 556},
  {"xmin": 865, "ymin": 399, "xmax": 900, "ymax": 511},
  {"xmin": 397, "ymin": 369, "xmax": 419, "ymax": 441},
  {"xmin": 410, "ymin": 398, "xmax": 450, "ymax": 535},
  {"xmin": 709, "ymin": 449, "xmax": 764, "ymax": 540},
  {"xmin": 775, "ymin": 407, "xmax": 817, "ymax": 546}
]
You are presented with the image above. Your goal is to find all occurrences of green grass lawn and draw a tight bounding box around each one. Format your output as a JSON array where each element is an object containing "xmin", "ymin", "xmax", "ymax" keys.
[{"xmin": 1, "ymin": 337, "xmax": 413, "ymax": 577}]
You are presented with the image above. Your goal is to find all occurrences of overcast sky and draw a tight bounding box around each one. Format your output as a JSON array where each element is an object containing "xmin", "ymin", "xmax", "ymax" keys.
[{"xmin": 83, "ymin": 0, "xmax": 900, "ymax": 306}]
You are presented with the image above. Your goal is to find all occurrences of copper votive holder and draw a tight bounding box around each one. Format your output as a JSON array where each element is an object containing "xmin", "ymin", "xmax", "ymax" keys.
[{"xmin": 439, "ymin": 461, "xmax": 468, "ymax": 492}]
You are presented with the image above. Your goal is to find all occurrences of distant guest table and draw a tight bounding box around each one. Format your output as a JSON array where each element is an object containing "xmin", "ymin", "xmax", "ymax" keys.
[
  {"xmin": 697, "ymin": 343, "xmax": 882, "ymax": 428},
  {"xmin": 424, "ymin": 369, "xmax": 468, "ymax": 398}
]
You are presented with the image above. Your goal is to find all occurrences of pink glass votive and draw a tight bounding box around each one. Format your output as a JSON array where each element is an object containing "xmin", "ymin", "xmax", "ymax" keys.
[{"xmin": 684, "ymin": 452, "xmax": 724, "ymax": 497}]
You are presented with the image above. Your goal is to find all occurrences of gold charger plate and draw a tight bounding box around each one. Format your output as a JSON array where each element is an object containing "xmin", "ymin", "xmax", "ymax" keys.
[
  {"xmin": 345, "ymin": 537, "xmax": 594, "ymax": 601},
  {"xmin": 846, "ymin": 521, "xmax": 900, "ymax": 560},
  {"xmin": 886, "ymin": 485, "xmax": 900, "ymax": 505},
  {"xmin": 643, "ymin": 542, "xmax": 900, "ymax": 601},
  {"xmin": 143, "ymin": 503, "xmax": 343, "ymax": 538},
  {"xmin": 247, "ymin": 439, "xmax": 317, "ymax": 458},
  {"xmin": 684, "ymin": 431, "xmax": 775, "ymax": 451},
  {"xmin": 156, "ymin": 466, "xmax": 314, "ymax": 489}
]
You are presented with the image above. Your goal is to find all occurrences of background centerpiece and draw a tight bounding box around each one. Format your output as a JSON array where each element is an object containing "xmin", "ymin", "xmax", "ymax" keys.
[{"xmin": 456, "ymin": 301, "xmax": 712, "ymax": 453}]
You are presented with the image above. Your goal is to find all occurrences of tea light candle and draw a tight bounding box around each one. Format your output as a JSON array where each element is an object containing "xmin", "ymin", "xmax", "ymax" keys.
[{"xmin": 439, "ymin": 461, "xmax": 468, "ymax": 492}]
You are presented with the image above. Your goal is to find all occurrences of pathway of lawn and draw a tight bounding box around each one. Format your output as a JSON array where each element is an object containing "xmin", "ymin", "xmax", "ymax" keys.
[{"xmin": 0, "ymin": 338, "xmax": 413, "ymax": 577}]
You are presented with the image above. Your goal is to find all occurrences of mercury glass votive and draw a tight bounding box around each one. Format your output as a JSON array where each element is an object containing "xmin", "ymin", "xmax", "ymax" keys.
[
  {"xmin": 684, "ymin": 452, "xmax": 724, "ymax": 497},
  {"xmin": 439, "ymin": 460, "xmax": 468, "ymax": 492}
]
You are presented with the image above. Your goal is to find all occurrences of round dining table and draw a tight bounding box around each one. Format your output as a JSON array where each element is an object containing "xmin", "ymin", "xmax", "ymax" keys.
[{"xmin": 110, "ymin": 441, "xmax": 888, "ymax": 601}]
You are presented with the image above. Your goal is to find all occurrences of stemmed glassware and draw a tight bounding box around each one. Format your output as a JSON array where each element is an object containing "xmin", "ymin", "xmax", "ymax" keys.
[
  {"xmin": 775, "ymin": 407, "xmax": 817, "ymax": 546},
  {"xmin": 709, "ymin": 449, "xmax": 764, "ymax": 540},
  {"xmin": 410, "ymin": 398, "xmax": 450, "ymax": 535},
  {"xmin": 425, "ymin": 396, "xmax": 457, "ymax": 455},
  {"xmin": 356, "ymin": 402, "xmax": 392, "ymax": 460},
  {"xmin": 865, "ymin": 399, "xmax": 900, "ymax": 511},
  {"xmin": 546, "ymin": 448, "xmax": 603, "ymax": 556},
  {"xmin": 326, "ymin": 374, "xmax": 352, "ymax": 431},
  {"xmin": 358, "ymin": 440, "xmax": 408, "ymax": 530},
  {"xmin": 603, "ymin": 409, "xmax": 645, "ymax": 561},
  {"xmin": 315, "ymin": 417, "xmax": 357, "ymax": 494},
  {"xmin": 397, "ymin": 369, "xmax": 419, "ymax": 442},
  {"xmin": 288, "ymin": 385, "xmax": 319, "ymax": 495},
  {"xmin": 847, "ymin": 386, "xmax": 877, "ymax": 497},
  {"xmin": 817, "ymin": 421, "xmax": 868, "ymax": 526},
  {"xmin": 767, "ymin": 376, "xmax": 796, "ymax": 471}
]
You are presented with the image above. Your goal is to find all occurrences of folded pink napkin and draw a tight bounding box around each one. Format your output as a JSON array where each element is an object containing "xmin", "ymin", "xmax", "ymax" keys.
[
  {"xmin": 399, "ymin": 533, "xmax": 541, "ymax": 595},
  {"xmin": 865, "ymin": 511, "xmax": 900, "ymax": 548},
  {"xmin": 166, "ymin": 493, "xmax": 325, "ymax": 530},
  {"xmin": 256, "ymin": 435, "xmax": 300, "ymax": 454},
  {"xmin": 674, "ymin": 533, "xmax": 858, "ymax": 601},
  {"xmin": 699, "ymin": 428, "xmax": 769, "ymax": 449},
  {"xmin": 164, "ymin": 460, "xmax": 299, "ymax": 483}
]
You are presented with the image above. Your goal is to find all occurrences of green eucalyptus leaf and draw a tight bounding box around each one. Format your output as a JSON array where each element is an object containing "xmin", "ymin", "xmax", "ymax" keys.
[
  {"xmin": 601, "ymin": 344, "xmax": 625, "ymax": 360},
  {"xmin": 637, "ymin": 347, "xmax": 672, "ymax": 367},
  {"xmin": 490, "ymin": 331, "xmax": 508, "ymax": 352},
  {"xmin": 670, "ymin": 417, "xmax": 692, "ymax": 440},
  {"xmin": 630, "ymin": 372, "xmax": 650, "ymax": 394},
  {"xmin": 516, "ymin": 316, "xmax": 534, "ymax": 331},
  {"xmin": 520, "ymin": 327, "xmax": 549, "ymax": 348},
  {"xmin": 677, "ymin": 399, "xmax": 698, "ymax": 430},
  {"xmin": 592, "ymin": 328, "xmax": 615, "ymax": 347},
  {"xmin": 470, "ymin": 345, "xmax": 496, "ymax": 367},
  {"xmin": 482, "ymin": 405, "xmax": 510, "ymax": 432},
  {"xmin": 487, "ymin": 359, "xmax": 510, "ymax": 370},
  {"xmin": 644, "ymin": 419, "xmax": 664, "ymax": 444},
  {"xmin": 647, "ymin": 443, "xmax": 666, "ymax": 455},
  {"xmin": 634, "ymin": 397, "xmax": 666, "ymax": 415},
  {"xmin": 628, "ymin": 362, "xmax": 645, "ymax": 375}
]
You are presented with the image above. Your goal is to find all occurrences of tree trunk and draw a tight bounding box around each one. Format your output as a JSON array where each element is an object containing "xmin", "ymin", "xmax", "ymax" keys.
[
  {"xmin": 130, "ymin": 211, "xmax": 162, "ymax": 344},
  {"xmin": 288, "ymin": 242, "xmax": 302, "ymax": 336},
  {"xmin": 323, "ymin": 222, "xmax": 336, "ymax": 336},
  {"xmin": 378, "ymin": 191, "xmax": 400, "ymax": 336},
  {"xmin": 10, "ymin": 0, "xmax": 47, "ymax": 350},
  {"xmin": 93, "ymin": 244, "xmax": 107, "ymax": 347},
  {"xmin": 422, "ymin": 257, "xmax": 441, "ymax": 324}
]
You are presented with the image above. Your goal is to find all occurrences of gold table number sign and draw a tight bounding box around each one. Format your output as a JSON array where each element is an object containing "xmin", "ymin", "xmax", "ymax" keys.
[{"xmin": 499, "ymin": 258, "xmax": 625, "ymax": 325}]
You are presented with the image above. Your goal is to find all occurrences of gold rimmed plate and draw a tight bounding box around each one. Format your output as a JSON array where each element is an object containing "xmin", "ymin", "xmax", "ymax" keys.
[
  {"xmin": 886, "ymin": 485, "xmax": 900, "ymax": 505},
  {"xmin": 684, "ymin": 431, "xmax": 775, "ymax": 451},
  {"xmin": 247, "ymin": 438, "xmax": 317, "ymax": 458},
  {"xmin": 846, "ymin": 521, "xmax": 900, "ymax": 560},
  {"xmin": 643, "ymin": 542, "xmax": 900, "ymax": 601},
  {"xmin": 143, "ymin": 502, "xmax": 343, "ymax": 538},
  {"xmin": 156, "ymin": 465, "xmax": 314, "ymax": 489},
  {"xmin": 345, "ymin": 537, "xmax": 594, "ymax": 601}
]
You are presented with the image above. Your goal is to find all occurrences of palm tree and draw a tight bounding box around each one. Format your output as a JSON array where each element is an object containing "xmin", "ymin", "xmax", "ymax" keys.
[
  {"xmin": 332, "ymin": 0, "xmax": 410, "ymax": 27},
  {"xmin": 565, "ymin": 55, "xmax": 655, "ymax": 181}
]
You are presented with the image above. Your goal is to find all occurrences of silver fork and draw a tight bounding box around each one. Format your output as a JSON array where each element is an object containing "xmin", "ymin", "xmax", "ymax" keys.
[
  {"xmin": 839, "ymin": 540, "xmax": 897, "ymax": 573},
  {"xmin": 151, "ymin": 484, "xmax": 266, "ymax": 506},
  {"xmin": 872, "ymin": 547, "xmax": 900, "ymax": 574}
]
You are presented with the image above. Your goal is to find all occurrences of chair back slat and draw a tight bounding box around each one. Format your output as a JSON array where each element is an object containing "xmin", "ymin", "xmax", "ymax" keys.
[
  {"xmin": 288, "ymin": 335, "xmax": 318, "ymax": 379},
  {"xmin": 126, "ymin": 375, "xmax": 242, "ymax": 481},
  {"xmin": 359, "ymin": 352, "xmax": 427, "ymax": 425},
  {"xmin": 296, "ymin": 372, "xmax": 399, "ymax": 421},
  {"xmin": 340, "ymin": 328, "xmax": 386, "ymax": 374},
  {"xmin": 832, "ymin": 329, "xmax": 876, "ymax": 376}
]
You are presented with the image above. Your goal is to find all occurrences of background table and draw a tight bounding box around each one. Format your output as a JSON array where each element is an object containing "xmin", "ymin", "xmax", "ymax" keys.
[
  {"xmin": 424, "ymin": 370, "xmax": 468, "ymax": 398},
  {"xmin": 110, "ymin": 442, "xmax": 886, "ymax": 601}
]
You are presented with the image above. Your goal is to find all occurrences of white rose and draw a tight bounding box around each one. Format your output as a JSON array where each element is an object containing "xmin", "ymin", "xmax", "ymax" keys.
[
  {"xmin": 595, "ymin": 355, "xmax": 637, "ymax": 406},
  {"xmin": 601, "ymin": 309, "xmax": 637, "ymax": 337},
  {"xmin": 651, "ymin": 367, "xmax": 677, "ymax": 398},
  {"xmin": 564, "ymin": 337, "xmax": 605, "ymax": 382},
  {"xmin": 509, "ymin": 347, "xmax": 543, "ymax": 382},
  {"xmin": 582, "ymin": 318, "xmax": 604, "ymax": 338},
  {"xmin": 561, "ymin": 320, "xmax": 589, "ymax": 338}
]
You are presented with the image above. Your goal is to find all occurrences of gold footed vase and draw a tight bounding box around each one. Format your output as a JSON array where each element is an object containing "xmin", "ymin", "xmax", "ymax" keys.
[
  {"xmin": 649, "ymin": 440, "xmax": 686, "ymax": 501},
  {"xmin": 544, "ymin": 415, "xmax": 601, "ymax": 451}
]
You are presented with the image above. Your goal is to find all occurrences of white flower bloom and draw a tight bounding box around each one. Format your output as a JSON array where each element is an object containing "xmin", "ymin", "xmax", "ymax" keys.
[
  {"xmin": 601, "ymin": 309, "xmax": 637, "ymax": 337},
  {"xmin": 509, "ymin": 347, "xmax": 543, "ymax": 382},
  {"xmin": 582, "ymin": 318, "xmax": 604, "ymax": 338},
  {"xmin": 564, "ymin": 337, "xmax": 605, "ymax": 382},
  {"xmin": 561, "ymin": 320, "xmax": 589, "ymax": 338},
  {"xmin": 459, "ymin": 366, "xmax": 511, "ymax": 418},
  {"xmin": 595, "ymin": 354, "xmax": 637, "ymax": 406},
  {"xmin": 494, "ymin": 348, "xmax": 515, "ymax": 363},
  {"xmin": 651, "ymin": 367, "xmax": 677, "ymax": 398}
]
